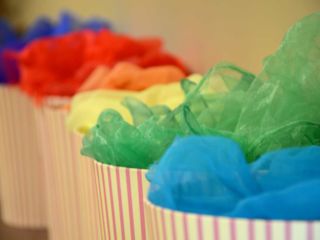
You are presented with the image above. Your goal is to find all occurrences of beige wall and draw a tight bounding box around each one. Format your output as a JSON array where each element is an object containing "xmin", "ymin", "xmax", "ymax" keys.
[{"xmin": 10, "ymin": 0, "xmax": 320, "ymax": 73}]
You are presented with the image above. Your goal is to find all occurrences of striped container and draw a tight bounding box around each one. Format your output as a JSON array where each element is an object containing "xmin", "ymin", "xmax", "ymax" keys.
[
  {"xmin": 34, "ymin": 106, "xmax": 100, "ymax": 240},
  {"xmin": 145, "ymin": 200, "xmax": 320, "ymax": 240},
  {"xmin": 0, "ymin": 85, "xmax": 47, "ymax": 228},
  {"xmin": 93, "ymin": 160, "xmax": 149, "ymax": 240}
]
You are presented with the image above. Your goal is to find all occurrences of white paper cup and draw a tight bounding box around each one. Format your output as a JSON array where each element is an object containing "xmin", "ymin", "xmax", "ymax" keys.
[
  {"xmin": 0, "ymin": 85, "xmax": 47, "ymax": 228},
  {"xmin": 34, "ymin": 106, "xmax": 78, "ymax": 240},
  {"xmin": 145, "ymin": 200, "xmax": 320, "ymax": 240},
  {"xmin": 34, "ymin": 105, "xmax": 101, "ymax": 240},
  {"xmin": 93, "ymin": 160, "xmax": 149, "ymax": 240}
]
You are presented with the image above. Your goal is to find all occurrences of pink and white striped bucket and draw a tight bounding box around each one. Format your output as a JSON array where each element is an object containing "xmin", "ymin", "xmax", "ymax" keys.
[
  {"xmin": 34, "ymin": 106, "xmax": 101, "ymax": 240},
  {"xmin": 145, "ymin": 200, "xmax": 320, "ymax": 240},
  {"xmin": 93, "ymin": 160, "xmax": 149, "ymax": 240},
  {"xmin": 0, "ymin": 85, "xmax": 47, "ymax": 228}
]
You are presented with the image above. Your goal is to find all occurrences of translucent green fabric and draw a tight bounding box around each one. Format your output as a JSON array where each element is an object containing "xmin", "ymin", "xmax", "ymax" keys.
[
  {"xmin": 234, "ymin": 12, "xmax": 320, "ymax": 161},
  {"xmin": 82, "ymin": 12, "xmax": 320, "ymax": 168}
]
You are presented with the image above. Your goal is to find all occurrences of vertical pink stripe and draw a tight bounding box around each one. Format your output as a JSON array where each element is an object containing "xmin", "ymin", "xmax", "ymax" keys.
[
  {"xmin": 15, "ymin": 92, "xmax": 25, "ymax": 224},
  {"xmin": 6, "ymin": 88, "xmax": 17, "ymax": 220},
  {"xmin": 170, "ymin": 211, "xmax": 177, "ymax": 240},
  {"xmin": 89, "ymin": 161, "xmax": 96, "ymax": 240},
  {"xmin": 55, "ymin": 110, "xmax": 70, "ymax": 239},
  {"xmin": 213, "ymin": 218, "xmax": 220, "ymax": 240},
  {"xmin": 8, "ymin": 90, "xmax": 19, "ymax": 223},
  {"xmin": 50, "ymin": 110, "xmax": 64, "ymax": 238},
  {"xmin": 151, "ymin": 205, "xmax": 159, "ymax": 240},
  {"xmin": 7, "ymin": 89, "xmax": 17, "ymax": 221},
  {"xmin": 115, "ymin": 167, "xmax": 126, "ymax": 240},
  {"xmin": 248, "ymin": 220, "xmax": 255, "ymax": 240},
  {"xmin": 230, "ymin": 219, "xmax": 237, "ymax": 240},
  {"xmin": 93, "ymin": 162, "xmax": 103, "ymax": 240},
  {"xmin": 24, "ymin": 92, "xmax": 31, "ymax": 224},
  {"xmin": 137, "ymin": 170, "xmax": 147, "ymax": 240},
  {"xmin": 66, "ymin": 115, "xmax": 81, "ymax": 240},
  {"xmin": 100, "ymin": 165, "xmax": 111, "ymax": 240},
  {"xmin": 84, "ymin": 157, "xmax": 93, "ymax": 240},
  {"xmin": 307, "ymin": 222, "xmax": 313, "ymax": 240},
  {"xmin": 197, "ymin": 216, "xmax": 203, "ymax": 240},
  {"xmin": 97, "ymin": 163, "xmax": 107, "ymax": 237},
  {"xmin": 125, "ymin": 168, "xmax": 136, "ymax": 240},
  {"xmin": 17, "ymin": 91, "xmax": 24, "ymax": 223},
  {"xmin": 9, "ymin": 90, "xmax": 25, "ymax": 223},
  {"xmin": 107, "ymin": 166, "xmax": 118, "ymax": 240},
  {"xmin": 147, "ymin": 205, "xmax": 154, "ymax": 239},
  {"xmin": 45, "ymin": 113, "xmax": 57, "ymax": 237},
  {"xmin": 182, "ymin": 214, "xmax": 189, "ymax": 240},
  {"xmin": 161, "ymin": 209, "xmax": 167, "ymax": 240},
  {"xmin": 266, "ymin": 221, "xmax": 272, "ymax": 240},
  {"xmin": 30, "ymin": 104, "xmax": 36, "ymax": 225},
  {"xmin": 45, "ymin": 111, "xmax": 59, "ymax": 239},
  {"xmin": 5, "ymin": 88, "xmax": 15, "ymax": 223},
  {"xmin": 37, "ymin": 108, "xmax": 47, "ymax": 227},
  {"xmin": 56, "ymin": 110, "xmax": 68, "ymax": 239},
  {"xmin": 153, "ymin": 207, "xmax": 160, "ymax": 240},
  {"xmin": 285, "ymin": 222, "xmax": 291, "ymax": 240},
  {"xmin": 88, "ymin": 158, "xmax": 96, "ymax": 239},
  {"xmin": 6, "ymin": 92, "xmax": 13, "ymax": 218}
]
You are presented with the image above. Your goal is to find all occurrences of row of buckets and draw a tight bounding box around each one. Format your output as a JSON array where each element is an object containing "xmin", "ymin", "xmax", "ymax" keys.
[{"xmin": 0, "ymin": 85, "xmax": 319, "ymax": 240}]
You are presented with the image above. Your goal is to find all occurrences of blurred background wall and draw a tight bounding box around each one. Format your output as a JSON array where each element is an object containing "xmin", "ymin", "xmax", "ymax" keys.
[{"xmin": 2, "ymin": 0, "xmax": 320, "ymax": 73}]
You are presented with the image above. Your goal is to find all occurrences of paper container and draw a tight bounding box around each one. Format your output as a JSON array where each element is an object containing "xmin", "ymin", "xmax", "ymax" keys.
[
  {"xmin": 145, "ymin": 200, "xmax": 320, "ymax": 240},
  {"xmin": 93, "ymin": 160, "xmax": 149, "ymax": 240},
  {"xmin": 34, "ymin": 106, "xmax": 100, "ymax": 240},
  {"xmin": 78, "ymin": 154, "xmax": 101, "ymax": 240},
  {"xmin": 0, "ymin": 85, "xmax": 47, "ymax": 228}
]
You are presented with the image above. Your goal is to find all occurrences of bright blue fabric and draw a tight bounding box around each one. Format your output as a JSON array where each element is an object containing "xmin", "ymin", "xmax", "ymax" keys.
[
  {"xmin": 53, "ymin": 11, "xmax": 111, "ymax": 35},
  {"xmin": 147, "ymin": 136, "xmax": 320, "ymax": 220},
  {"xmin": 251, "ymin": 146, "xmax": 320, "ymax": 192},
  {"xmin": 0, "ymin": 19, "xmax": 19, "ymax": 84},
  {"xmin": 229, "ymin": 179, "xmax": 320, "ymax": 220},
  {"xmin": 0, "ymin": 19, "xmax": 17, "ymax": 46}
]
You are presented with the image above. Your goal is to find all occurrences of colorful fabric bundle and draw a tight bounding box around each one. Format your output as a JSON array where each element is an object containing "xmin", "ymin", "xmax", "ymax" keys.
[
  {"xmin": 18, "ymin": 29, "xmax": 188, "ymax": 99},
  {"xmin": 67, "ymin": 69, "xmax": 202, "ymax": 134},
  {"xmin": 0, "ymin": 12, "xmax": 110, "ymax": 84},
  {"xmin": 147, "ymin": 136, "xmax": 320, "ymax": 220},
  {"xmin": 0, "ymin": 17, "xmax": 52, "ymax": 84},
  {"xmin": 51, "ymin": 11, "xmax": 111, "ymax": 35},
  {"xmin": 81, "ymin": 12, "xmax": 320, "ymax": 168},
  {"xmin": 0, "ymin": 19, "xmax": 16, "ymax": 46},
  {"xmin": 78, "ymin": 62, "xmax": 186, "ymax": 92},
  {"xmin": 182, "ymin": 12, "xmax": 320, "ymax": 162},
  {"xmin": 80, "ymin": 75, "xmax": 202, "ymax": 168}
]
